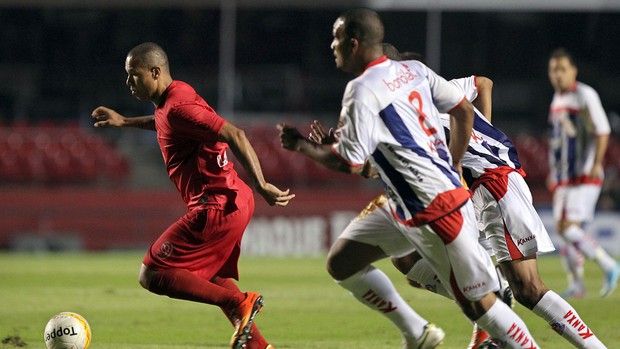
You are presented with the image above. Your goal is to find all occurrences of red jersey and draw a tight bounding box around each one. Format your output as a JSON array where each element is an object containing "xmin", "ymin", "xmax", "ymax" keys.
[{"xmin": 155, "ymin": 80, "xmax": 249, "ymax": 211}]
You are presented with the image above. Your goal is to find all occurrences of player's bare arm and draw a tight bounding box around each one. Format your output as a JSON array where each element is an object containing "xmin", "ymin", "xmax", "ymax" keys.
[
  {"xmin": 219, "ymin": 122, "xmax": 295, "ymax": 207},
  {"xmin": 448, "ymin": 99, "xmax": 474, "ymax": 171},
  {"xmin": 92, "ymin": 106, "xmax": 156, "ymax": 131},
  {"xmin": 278, "ymin": 123, "xmax": 360, "ymax": 175},
  {"xmin": 590, "ymin": 133, "xmax": 609, "ymax": 178},
  {"xmin": 307, "ymin": 121, "xmax": 377, "ymax": 178},
  {"xmin": 473, "ymin": 76, "xmax": 493, "ymax": 122}
]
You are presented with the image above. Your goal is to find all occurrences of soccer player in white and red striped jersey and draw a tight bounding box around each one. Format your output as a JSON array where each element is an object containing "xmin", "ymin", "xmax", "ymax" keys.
[
  {"xmin": 394, "ymin": 72, "xmax": 608, "ymax": 348},
  {"xmin": 547, "ymin": 48, "xmax": 619, "ymax": 299},
  {"xmin": 280, "ymin": 8, "xmax": 540, "ymax": 349},
  {"xmin": 311, "ymin": 70, "xmax": 609, "ymax": 347}
]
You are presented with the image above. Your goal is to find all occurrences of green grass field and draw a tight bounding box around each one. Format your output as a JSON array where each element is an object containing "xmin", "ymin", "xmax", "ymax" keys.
[{"xmin": 1, "ymin": 252, "xmax": 619, "ymax": 348}]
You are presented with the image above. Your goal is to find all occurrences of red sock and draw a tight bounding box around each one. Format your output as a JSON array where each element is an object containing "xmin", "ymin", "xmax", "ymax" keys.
[
  {"xmin": 148, "ymin": 269, "xmax": 245, "ymax": 309},
  {"xmin": 213, "ymin": 277, "xmax": 269, "ymax": 349}
]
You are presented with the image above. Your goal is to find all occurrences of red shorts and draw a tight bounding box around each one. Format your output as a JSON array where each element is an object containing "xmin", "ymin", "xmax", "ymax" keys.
[{"xmin": 143, "ymin": 188, "xmax": 254, "ymax": 281}]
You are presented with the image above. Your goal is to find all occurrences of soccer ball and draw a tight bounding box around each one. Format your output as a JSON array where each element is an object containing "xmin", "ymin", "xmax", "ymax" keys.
[{"xmin": 44, "ymin": 312, "xmax": 91, "ymax": 349}]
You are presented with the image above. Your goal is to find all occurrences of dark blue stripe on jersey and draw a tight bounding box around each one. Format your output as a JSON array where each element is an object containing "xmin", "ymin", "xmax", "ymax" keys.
[
  {"xmin": 553, "ymin": 148, "xmax": 562, "ymax": 182},
  {"xmin": 467, "ymin": 146, "xmax": 507, "ymax": 167},
  {"xmin": 567, "ymin": 137, "xmax": 576, "ymax": 179},
  {"xmin": 445, "ymin": 120, "xmax": 513, "ymax": 171},
  {"xmin": 379, "ymin": 104, "xmax": 461, "ymax": 187},
  {"xmin": 567, "ymin": 112, "xmax": 579, "ymax": 179},
  {"xmin": 473, "ymin": 111, "xmax": 521, "ymax": 168},
  {"xmin": 549, "ymin": 127, "xmax": 562, "ymax": 182},
  {"xmin": 372, "ymin": 148, "xmax": 425, "ymax": 219}
]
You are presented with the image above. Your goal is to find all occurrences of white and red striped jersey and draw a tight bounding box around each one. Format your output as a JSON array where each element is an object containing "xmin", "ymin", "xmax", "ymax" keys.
[
  {"xmin": 440, "ymin": 76, "xmax": 522, "ymax": 185},
  {"xmin": 330, "ymin": 56, "xmax": 470, "ymax": 226},
  {"xmin": 548, "ymin": 81, "xmax": 610, "ymax": 187}
]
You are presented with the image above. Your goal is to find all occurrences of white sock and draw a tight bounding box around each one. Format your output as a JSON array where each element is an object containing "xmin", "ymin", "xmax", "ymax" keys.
[
  {"xmin": 561, "ymin": 245, "xmax": 585, "ymax": 291},
  {"xmin": 337, "ymin": 265, "xmax": 428, "ymax": 341},
  {"xmin": 475, "ymin": 299, "xmax": 539, "ymax": 349},
  {"xmin": 533, "ymin": 291, "xmax": 606, "ymax": 349},
  {"xmin": 406, "ymin": 257, "xmax": 452, "ymax": 299},
  {"xmin": 564, "ymin": 225, "xmax": 616, "ymax": 272}
]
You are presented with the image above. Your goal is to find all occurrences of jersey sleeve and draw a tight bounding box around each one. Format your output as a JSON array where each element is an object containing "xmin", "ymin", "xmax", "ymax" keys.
[
  {"xmin": 167, "ymin": 103, "xmax": 226, "ymax": 142},
  {"xmin": 581, "ymin": 86, "xmax": 611, "ymax": 135},
  {"xmin": 329, "ymin": 82, "xmax": 374, "ymax": 167},
  {"xmin": 449, "ymin": 76, "xmax": 478, "ymax": 103},
  {"xmin": 425, "ymin": 64, "xmax": 468, "ymax": 113}
]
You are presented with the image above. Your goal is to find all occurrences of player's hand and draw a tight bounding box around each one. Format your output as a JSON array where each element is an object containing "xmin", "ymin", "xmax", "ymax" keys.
[
  {"xmin": 257, "ymin": 183, "xmax": 295, "ymax": 207},
  {"xmin": 360, "ymin": 158, "xmax": 379, "ymax": 179},
  {"xmin": 277, "ymin": 123, "xmax": 305, "ymax": 151},
  {"xmin": 309, "ymin": 120, "xmax": 337, "ymax": 145},
  {"xmin": 92, "ymin": 106, "xmax": 126, "ymax": 128},
  {"xmin": 451, "ymin": 163, "xmax": 469, "ymax": 189},
  {"xmin": 589, "ymin": 163, "xmax": 603, "ymax": 179},
  {"xmin": 546, "ymin": 174, "xmax": 556, "ymax": 192}
]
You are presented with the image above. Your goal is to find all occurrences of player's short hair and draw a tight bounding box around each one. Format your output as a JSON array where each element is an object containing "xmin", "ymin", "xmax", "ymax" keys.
[
  {"xmin": 127, "ymin": 42, "xmax": 170, "ymax": 71},
  {"xmin": 550, "ymin": 47, "xmax": 576, "ymax": 67},
  {"xmin": 339, "ymin": 8, "xmax": 384, "ymax": 47},
  {"xmin": 382, "ymin": 43, "xmax": 424, "ymax": 63},
  {"xmin": 382, "ymin": 43, "xmax": 401, "ymax": 60},
  {"xmin": 400, "ymin": 51, "xmax": 424, "ymax": 62}
]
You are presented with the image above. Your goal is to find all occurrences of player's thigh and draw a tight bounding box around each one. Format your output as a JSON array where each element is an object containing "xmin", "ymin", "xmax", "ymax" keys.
[
  {"xmin": 337, "ymin": 196, "xmax": 416, "ymax": 258},
  {"xmin": 327, "ymin": 238, "xmax": 388, "ymax": 280}
]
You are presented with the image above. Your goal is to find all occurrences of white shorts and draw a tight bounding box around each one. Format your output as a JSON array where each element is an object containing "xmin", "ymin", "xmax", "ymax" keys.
[
  {"xmin": 553, "ymin": 184, "xmax": 601, "ymax": 223},
  {"xmin": 339, "ymin": 195, "xmax": 416, "ymax": 258},
  {"xmin": 340, "ymin": 196, "xmax": 498, "ymax": 301},
  {"xmin": 395, "ymin": 201, "xmax": 498, "ymax": 302},
  {"xmin": 473, "ymin": 171, "xmax": 555, "ymax": 263}
]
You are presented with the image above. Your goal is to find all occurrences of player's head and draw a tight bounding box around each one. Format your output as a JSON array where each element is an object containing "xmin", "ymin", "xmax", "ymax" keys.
[
  {"xmin": 125, "ymin": 42, "xmax": 172, "ymax": 102},
  {"xmin": 382, "ymin": 43, "xmax": 401, "ymax": 60},
  {"xmin": 331, "ymin": 8, "xmax": 384, "ymax": 74},
  {"xmin": 548, "ymin": 48, "xmax": 578, "ymax": 93},
  {"xmin": 400, "ymin": 51, "xmax": 424, "ymax": 62},
  {"xmin": 382, "ymin": 43, "xmax": 424, "ymax": 63}
]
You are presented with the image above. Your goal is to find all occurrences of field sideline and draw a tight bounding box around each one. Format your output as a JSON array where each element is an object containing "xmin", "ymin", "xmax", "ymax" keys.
[{"xmin": 1, "ymin": 252, "xmax": 619, "ymax": 348}]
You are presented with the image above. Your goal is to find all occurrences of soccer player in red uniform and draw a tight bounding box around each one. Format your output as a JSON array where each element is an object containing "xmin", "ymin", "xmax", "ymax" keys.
[{"xmin": 92, "ymin": 42, "xmax": 294, "ymax": 349}]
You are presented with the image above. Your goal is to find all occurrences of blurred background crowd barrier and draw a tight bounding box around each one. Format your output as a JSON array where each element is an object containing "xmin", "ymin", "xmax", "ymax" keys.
[{"xmin": 1, "ymin": 0, "xmax": 619, "ymax": 255}]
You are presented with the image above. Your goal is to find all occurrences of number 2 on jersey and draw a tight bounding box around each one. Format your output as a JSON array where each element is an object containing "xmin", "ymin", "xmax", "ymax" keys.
[{"xmin": 408, "ymin": 90, "xmax": 438, "ymax": 137}]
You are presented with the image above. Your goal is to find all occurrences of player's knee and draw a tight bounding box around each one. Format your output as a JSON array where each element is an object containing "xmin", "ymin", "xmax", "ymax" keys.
[
  {"xmin": 391, "ymin": 252, "xmax": 422, "ymax": 275},
  {"xmin": 512, "ymin": 280, "xmax": 547, "ymax": 309},
  {"xmin": 391, "ymin": 257, "xmax": 410, "ymax": 275},
  {"xmin": 557, "ymin": 220, "xmax": 580, "ymax": 234},
  {"xmin": 325, "ymin": 253, "xmax": 349, "ymax": 281},
  {"xmin": 138, "ymin": 265, "xmax": 154, "ymax": 290},
  {"xmin": 456, "ymin": 299, "xmax": 486, "ymax": 321},
  {"xmin": 326, "ymin": 250, "xmax": 366, "ymax": 281},
  {"xmin": 457, "ymin": 292, "xmax": 497, "ymax": 321},
  {"xmin": 138, "ymin": 272, "xmax": 150, "ymax": 290}
]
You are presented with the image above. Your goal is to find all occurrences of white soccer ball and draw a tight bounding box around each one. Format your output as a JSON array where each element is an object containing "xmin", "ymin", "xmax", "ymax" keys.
[{"xmin": 44, "ymin": 312, "xmax": 91, "ymax": 349}]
